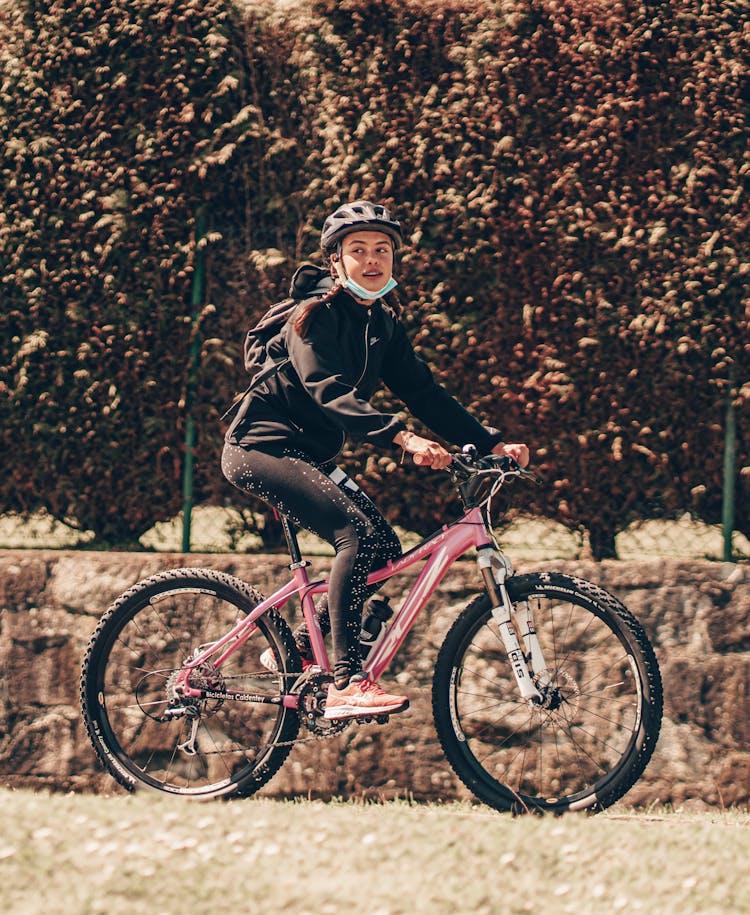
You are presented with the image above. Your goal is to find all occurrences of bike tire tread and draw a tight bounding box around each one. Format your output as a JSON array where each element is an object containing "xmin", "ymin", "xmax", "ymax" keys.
[{"xmin": 80, "ymin": 567, "xmax": 301, "ymax": 798}]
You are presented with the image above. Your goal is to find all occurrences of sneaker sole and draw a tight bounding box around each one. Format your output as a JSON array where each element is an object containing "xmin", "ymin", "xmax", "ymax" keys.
[{"xmin": 323, "ymin": 699, "xmax": 409, "ymax": 720}]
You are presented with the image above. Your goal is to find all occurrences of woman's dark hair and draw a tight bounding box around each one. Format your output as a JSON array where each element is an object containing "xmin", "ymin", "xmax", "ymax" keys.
[{"xmin": 292, "ymin": 271, "xmax": 343, "ymax": 336}]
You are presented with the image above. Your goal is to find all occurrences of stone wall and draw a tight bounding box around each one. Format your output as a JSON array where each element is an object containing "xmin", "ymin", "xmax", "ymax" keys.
[{"xmin": 1, "ymin": 550, "xmax": 748, "ymax": 809}]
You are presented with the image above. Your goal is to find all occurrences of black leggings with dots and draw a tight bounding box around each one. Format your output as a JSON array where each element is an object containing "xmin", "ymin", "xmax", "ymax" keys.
[{"xmin": 221, "ymin": 442, "xmax": 402, "ymax": 686}]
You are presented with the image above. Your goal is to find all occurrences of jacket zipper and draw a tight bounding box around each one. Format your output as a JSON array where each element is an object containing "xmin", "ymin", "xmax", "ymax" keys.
[
  {"xmin": 323, "ymin": 314, "xmax": 370, "ymax": 462},
  {"xmin": 354, "ymin": 312, "xmax": 371, "ymax": 390}
]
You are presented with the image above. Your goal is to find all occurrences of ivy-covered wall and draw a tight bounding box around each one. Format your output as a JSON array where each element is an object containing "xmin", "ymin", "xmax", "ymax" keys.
[{"xmin": 1, "ymin": 0, "xmax": 747, "ymax": 556}]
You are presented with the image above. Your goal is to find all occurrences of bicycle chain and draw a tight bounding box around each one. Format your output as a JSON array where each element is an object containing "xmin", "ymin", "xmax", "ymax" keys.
[
  {"xmin": 172, "ymin": 668, "xmax": 352, "ymax": 756},
  {"xmin": 173, "ymin": 725, "xmax": 344, "ymax": 757}
]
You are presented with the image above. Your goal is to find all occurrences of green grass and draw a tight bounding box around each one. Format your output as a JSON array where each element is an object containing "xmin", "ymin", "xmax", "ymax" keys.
[{"xmin": 1, "ymin": 790, "xmax": 749, "ymax": 914}]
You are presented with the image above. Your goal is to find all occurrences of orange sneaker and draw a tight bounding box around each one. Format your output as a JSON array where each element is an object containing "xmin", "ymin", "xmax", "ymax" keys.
[{"xmin": 323, "ymin": 678, "xmax": 409, "ymax": 720}]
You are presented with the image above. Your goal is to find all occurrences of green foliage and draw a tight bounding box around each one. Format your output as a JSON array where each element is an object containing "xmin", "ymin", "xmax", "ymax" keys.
[
  {"xmin": 1, "ymin": 0, "xmax": 747, "ymax": 554},
  {"xmin": 0, "ymin": 0, "xmax": 250, "ymax": 542}
]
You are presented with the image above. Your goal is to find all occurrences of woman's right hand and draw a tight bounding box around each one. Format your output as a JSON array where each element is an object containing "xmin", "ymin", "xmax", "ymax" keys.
[{"xmin": 394, "ymin": 431, "xmax": 452, "ymax": 470}]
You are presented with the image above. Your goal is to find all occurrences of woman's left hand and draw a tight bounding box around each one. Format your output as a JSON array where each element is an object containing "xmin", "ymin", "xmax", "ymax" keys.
[
  {"xmin": 491, "ymin": 441, "xmax": 530, "ymax": 468},
  {"xmin": 394, "ymin": 431, "xmax": 453, "ymax": 469}
]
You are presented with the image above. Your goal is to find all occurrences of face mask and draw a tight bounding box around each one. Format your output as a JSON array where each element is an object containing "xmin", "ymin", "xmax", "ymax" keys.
[
  {"xmin": 342, "ymin": 276, "xmax": 398, "ymax": 300},
  {"xmin": 333, "ymin": 253, "xmax": 398, "ymax": 301}
]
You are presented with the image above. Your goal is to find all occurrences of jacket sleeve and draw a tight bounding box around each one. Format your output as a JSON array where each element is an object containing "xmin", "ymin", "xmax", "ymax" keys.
[
  {"xmin": 285, "ymin": 305, "xmax": 406, "ymax": 445},
  {"xmin": 381, "ymin": 322, "xmax": 503, "ymax": 454}
]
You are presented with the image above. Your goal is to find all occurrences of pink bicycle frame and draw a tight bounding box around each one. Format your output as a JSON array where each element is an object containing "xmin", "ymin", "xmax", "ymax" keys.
[
  {"xmin": 175, "ymin": 506, "xmax": 492, "ymax": 701},
  {"xmin": 363, "ymin": 506, "xmax": 490, "ymax": 681}
]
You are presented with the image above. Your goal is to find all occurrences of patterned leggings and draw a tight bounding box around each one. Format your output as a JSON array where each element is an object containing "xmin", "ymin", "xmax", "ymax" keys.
[{"xmin": 221, "ymin": 443, "xmax": 402, "ymax": 685}]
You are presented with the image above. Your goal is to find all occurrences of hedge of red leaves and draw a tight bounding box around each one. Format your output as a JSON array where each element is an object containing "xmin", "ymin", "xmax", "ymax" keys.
[
  {"xmin": 0, "ymin": 0, "xmax": 253, "ymax": 541},
  {"xmin": 1, "ymin": 0, "xmax": 747, "ymax": 555}
]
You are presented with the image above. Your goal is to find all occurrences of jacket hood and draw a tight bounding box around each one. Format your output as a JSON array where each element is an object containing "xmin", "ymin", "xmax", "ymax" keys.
[{"xmin": 289, "ymin": 263, "xmax": 334, "ymax": 300}]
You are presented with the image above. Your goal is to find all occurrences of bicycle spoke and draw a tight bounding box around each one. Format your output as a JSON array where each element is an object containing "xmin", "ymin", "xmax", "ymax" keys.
[
  {"xmin": 81, "ymin": 570, "xmax": 301, "ymax": 797},
  {"xmin": 434, "ymin": 573, "xmax": 662, "ymax": 813}
]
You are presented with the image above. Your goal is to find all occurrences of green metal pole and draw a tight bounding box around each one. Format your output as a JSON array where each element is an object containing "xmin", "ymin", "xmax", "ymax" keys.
[
  {"xmin": 721, "ymin": 371, "xmax": 737, "ymax": 563},
  {"xmin": 182, "ymin": 210, "xmax": 206, "ymax": 553}
]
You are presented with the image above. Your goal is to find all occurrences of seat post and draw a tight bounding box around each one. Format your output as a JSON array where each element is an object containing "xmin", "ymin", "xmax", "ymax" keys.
[{"xmin": 279, "ymin": 513, "xmax": 305, "ymax": 567}]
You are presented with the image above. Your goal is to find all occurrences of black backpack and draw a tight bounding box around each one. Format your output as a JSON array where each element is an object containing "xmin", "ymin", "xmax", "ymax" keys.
[{"xmin": 220, "ymin": 264, "xmax": 331, "ymax": 422}]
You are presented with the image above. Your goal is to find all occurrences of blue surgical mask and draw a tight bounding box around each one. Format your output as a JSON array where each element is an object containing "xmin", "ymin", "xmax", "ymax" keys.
[{"xmin": 343, "ymin": 276, "xmax": 398, "ymax": 300}]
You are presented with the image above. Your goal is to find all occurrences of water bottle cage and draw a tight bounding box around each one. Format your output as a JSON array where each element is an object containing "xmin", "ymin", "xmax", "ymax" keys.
[{"xmin": 359, "ymin": 598, "xmax": 393, "ymax": 657}]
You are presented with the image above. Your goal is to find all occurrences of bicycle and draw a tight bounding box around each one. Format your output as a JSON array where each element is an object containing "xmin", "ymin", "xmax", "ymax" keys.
[{"xmin": 80, "ymin": 448, "xmax": 663, "ymax": 814}]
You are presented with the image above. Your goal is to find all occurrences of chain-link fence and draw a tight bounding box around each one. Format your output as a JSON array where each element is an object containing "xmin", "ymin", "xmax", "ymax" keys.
[{"xmin": 2, "ymin": 505, "xmax": 747, "ymax": 562}]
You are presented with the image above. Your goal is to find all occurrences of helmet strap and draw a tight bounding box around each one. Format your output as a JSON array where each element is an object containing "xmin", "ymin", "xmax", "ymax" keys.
[{"xmin": 332, "ymin": 255, "xmax": 348, "ymax": 286}]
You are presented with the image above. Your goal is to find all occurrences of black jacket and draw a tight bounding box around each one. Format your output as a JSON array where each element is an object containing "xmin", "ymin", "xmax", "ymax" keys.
[{"xmin": 226, "ymin": 286, "xmax": 502, "ymax": 464}]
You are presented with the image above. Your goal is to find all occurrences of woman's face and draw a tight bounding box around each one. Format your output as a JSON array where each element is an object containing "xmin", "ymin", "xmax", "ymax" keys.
[{"xmin": 338, "ymin": 230, "xmax": 395, "ymax": 294}]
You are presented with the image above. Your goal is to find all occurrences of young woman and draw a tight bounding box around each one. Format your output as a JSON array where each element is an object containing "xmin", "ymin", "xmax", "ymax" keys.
[{"xmin": 222, "ymin": 201, "xmax": 529, "ymax": 720}]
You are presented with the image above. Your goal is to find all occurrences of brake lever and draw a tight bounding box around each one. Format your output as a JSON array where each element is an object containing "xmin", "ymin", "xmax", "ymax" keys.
[
  {"xmin": 450, "ymin": 449, "xmax": 541, "ymax": 485},
  {"xmin": 449, "ymin": 452, "xmax": 477, "ymax": 478},
  {"xmin": 517, "ymin": 465, "xmax": 543, "ymax": 485},
  {"xmin": 481, "ymin": 454, "xmax": 543, "ymax": 484}
]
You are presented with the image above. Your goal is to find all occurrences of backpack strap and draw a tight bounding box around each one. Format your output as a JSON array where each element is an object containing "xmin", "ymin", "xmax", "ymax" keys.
[{"xmin": 219, "ymin": 354, "xmax": 291, "ymax": 423}]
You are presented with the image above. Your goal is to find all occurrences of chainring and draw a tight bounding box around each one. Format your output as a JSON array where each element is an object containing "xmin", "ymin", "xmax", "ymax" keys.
[{"xmin": 295, "ymin": 672, "xmax": 350, "ymax": 736}]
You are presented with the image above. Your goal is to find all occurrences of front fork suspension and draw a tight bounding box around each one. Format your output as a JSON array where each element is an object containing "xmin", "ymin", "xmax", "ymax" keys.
[{"xmin": 476, "ymin": 548, "xmax": 548, "ymax": 701}]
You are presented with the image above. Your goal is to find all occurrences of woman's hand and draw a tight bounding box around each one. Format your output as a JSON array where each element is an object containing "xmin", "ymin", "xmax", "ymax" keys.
[
  {"xmin": 394, "ymin": 431, "xmax": 452, "ymax": 469},
  {"xmin": 491, "ymin": 441, "xmax": 530, "ymax": 468}
]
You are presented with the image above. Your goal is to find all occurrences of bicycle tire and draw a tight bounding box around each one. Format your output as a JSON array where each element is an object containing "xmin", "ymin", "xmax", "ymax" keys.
[
  {"xmin": 80, "ymin": 567, "xmax": 301, "ymax": 798},
  {"xmin": 432, "ymin": 572, "xmax": 662, "ymax": 814}
]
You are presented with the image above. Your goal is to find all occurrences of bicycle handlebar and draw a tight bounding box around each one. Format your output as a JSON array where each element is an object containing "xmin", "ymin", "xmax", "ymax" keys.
[
  {"xmin": 447, "ymin": 446, "xmax": 540, "ymax": 499},
  {"xmin": 450, "ymin": 447, "xmax": 521, "ymax": 476}
]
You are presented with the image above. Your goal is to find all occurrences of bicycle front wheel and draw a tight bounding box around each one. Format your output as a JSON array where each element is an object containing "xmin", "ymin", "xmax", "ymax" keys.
[
  {"xmin": 80, "ymin": 568, "xmax": 301, "ymax": 798},
  {"xmin": 433, "ymin": 572, "xmax": 662, "ymax": 814}
]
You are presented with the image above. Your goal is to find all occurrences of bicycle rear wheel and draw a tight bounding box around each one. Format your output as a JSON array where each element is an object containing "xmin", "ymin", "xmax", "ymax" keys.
[
  {"xmin": 432, "ymin": 572, "xmax": 662, "ymax": 814},
  {"xmin": 80, "ymin": 568, "xmax": 301, "ymax": 798}
]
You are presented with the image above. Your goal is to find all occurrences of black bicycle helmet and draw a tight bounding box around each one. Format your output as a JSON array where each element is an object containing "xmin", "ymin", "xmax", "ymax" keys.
[{"xmin": 320, "ymin": 200, "xmax": 403, "ymax": 253}]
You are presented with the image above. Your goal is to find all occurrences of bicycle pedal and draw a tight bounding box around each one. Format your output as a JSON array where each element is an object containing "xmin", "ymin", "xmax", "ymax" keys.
[{"xmin": 355, "ymin": 714, "xmax": 391, "ymax": 725}]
